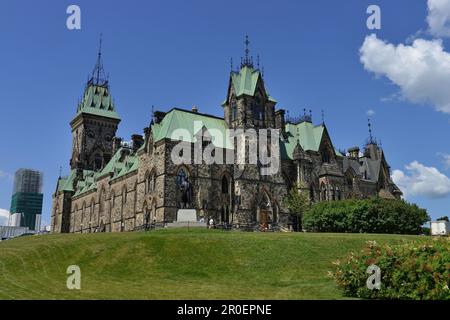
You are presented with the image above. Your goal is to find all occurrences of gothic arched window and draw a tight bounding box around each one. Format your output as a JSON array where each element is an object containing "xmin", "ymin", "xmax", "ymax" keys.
[
  {"xmin": 150, "ymin": 173, "xmax": 156, "ymax": 193},
  {"xmin": 122, "ymin": 186, "xmax": 127, "ymax": 205},
  {"xmin": 111, "ymin": 190, "xmax": 116, "ymax": 208},
  {"xmin": 222, "ymin": 176, "xmax": 229, "ymax": 194},
  {"xmin": 320, "ymin": 183, "xmax": 327, "ymax": 201},
  {"xmin": 146, "ymin": 171, "xmax": 156, "ymax": 194},
  {"xmin": 321, "ymin": 149, "xmax": 330, "ymax": 164},
  {"xmin": 231, "ymin": 100, "xmax": 237, "ymax": 121}
]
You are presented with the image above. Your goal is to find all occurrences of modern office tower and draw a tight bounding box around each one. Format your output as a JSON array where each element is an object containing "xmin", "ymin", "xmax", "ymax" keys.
[{"xmin": 9, "ymin": 169, "xmax": 43, "ymax": 231}]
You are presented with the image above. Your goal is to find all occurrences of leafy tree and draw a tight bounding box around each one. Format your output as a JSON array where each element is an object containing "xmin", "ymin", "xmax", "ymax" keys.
[
  {"xmin": 284, "ymin": 182, "xmax": 310, "ymax": 232},
  {"xmin": 303, "ymin": 198, "xmax": 429, "ymax": 235}
]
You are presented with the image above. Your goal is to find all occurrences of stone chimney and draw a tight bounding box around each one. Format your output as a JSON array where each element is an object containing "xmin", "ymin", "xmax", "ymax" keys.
[
  {"xmin": 275, "ymin": 109, "xmax": 286, "ymax": 133},
  {"xmin": 192, "ymin": 105, "xmax": 198, "ymax": 113},
  {"xmin": 131, "ymin": 134, "xmax": 144, "ymax": 152},
  {"xmin": 154, "ymin": 111, "xmax": 166, "ymax": 124},
  {"xmin": 348, "ymin": 146, "xmax": 360, "ymax": 159},
  {"xmin": 112, "ymin": 137, "xmax": 123, "ymax": 155}
]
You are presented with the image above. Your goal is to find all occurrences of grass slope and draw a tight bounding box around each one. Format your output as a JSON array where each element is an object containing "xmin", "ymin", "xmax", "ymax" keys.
[{"xmin": 0, "ymin": 229, "xmax": 421, "ymax": 300}]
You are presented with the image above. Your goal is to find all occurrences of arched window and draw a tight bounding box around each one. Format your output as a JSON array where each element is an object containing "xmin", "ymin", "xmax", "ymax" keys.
[
  {"xmin": 90, "ymin": 198, "xmax": 95, "ymax": 217},
  {"xmin": 321, "ymin": 149, "xmax": 330, "ymax": 164},
  {"xmin": 81, "ymin": 202, "xmax": 86, "ymax": 230},
  {"xmin": 73, "ymin": 204, "xmax": 78, "ymax": 233},
  {"xmin": 148, "ymin": 172, "xmax": 156, "ymax": 193},
  {"xmin": 221, "ymin": 176, "xmax": 229, "ymax": 194},
  {"xmin": 331, "ymin": 186, "xmax": 336, "ymax": 201},
  {"xmin": 320, "ymin": 183, "xmax": 327, "ymax": 201},
  {"xmin": 231, "ymin": 100, "xmax": 237, "ymax": 121},
  {"xmin": 122, "ymin": 186, "xmax": 127, "ymax": 205},
  {"xmin": 99, "ymin": 187, "xmax": 106, "ymax": 217},
  {"xmin": 90, "ymin": 198, "xmax": 95, "ymax": 231},
  {"xmin": 336, "ymin": 186, "xmax": 341, "ymax": 200},
  {"xmin": 94, "ymin": 153, "xmax": 103, "ymax": 171},
  {"xmin": 111, "ymin": 190, "xmax": 116, "ymax": 208}
]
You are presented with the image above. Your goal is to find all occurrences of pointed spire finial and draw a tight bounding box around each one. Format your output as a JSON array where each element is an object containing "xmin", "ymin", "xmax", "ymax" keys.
[
  {"xmin": 241, "ymin": 35, "xmax": 254, "ymax": 68},
  {"xmin": 59, "ymin": 166, "xmax": 62, "ymax": 178},
  {"xmin": 321, "ymin": 110, "xmax": 325, "ymax": 124},
  {"xmin": 230, "ymin": 57, "xmax": 233, "ymax": 72},
  {"xmin": 245, "ymin": 35, "xmax": 250, "ymax": 60},
  {"xmin": 90, "ymin": 34, "xmax": 107, "ymax": 86},
  {"xmin": 151, "ymin": 105, "xmax": 155, "ymax": 125},
  {"xmin": 368, "ymin": 117, "xmax": 375, "ymax": 144}
]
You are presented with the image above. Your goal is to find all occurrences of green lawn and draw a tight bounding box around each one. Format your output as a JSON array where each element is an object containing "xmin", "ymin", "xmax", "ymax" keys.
[{"xmin": 0, "ymin": 229, "xmax": 422, "ymax": 300}]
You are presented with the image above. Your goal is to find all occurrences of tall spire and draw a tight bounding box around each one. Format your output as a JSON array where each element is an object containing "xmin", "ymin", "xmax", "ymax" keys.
[
  {"xmin": 89, "ymin": 34, "xmax": 108, "ymax": 86},
  {"xmin": 241, "ymin": 35, "xmax": 254, "ymax": 68},
  {"xmin": 367, "ymin": 117, "xmax": 377, "ymax": 145}
]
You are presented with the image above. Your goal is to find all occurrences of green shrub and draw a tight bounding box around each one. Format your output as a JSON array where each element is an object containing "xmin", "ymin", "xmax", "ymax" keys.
[
  {"xmin": 330, "ymin": 238, "xmax": 450, "ymax": 300},
  {"xmin": 303, "ymin": 198, "xmax": 429, "ymax": 234}
]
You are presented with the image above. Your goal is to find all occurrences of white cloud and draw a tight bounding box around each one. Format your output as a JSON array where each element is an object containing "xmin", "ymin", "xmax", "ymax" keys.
[
  {"xmin": 367, "ymin": 109, "xmax": 375, "ymax": 117},
  {"xmin": 392, "ymin": 161, "xmax": 450, "ymax": 199},
  {"xmin": 0, "ymin": 208, "xmax": 10, "ymax": 226},
  {"xmin": 360, "ymin": 34, "xmax": 450, "ymax": 114},
  {"xmin": 427, "ymin": 0, "xmax": 450, "ymax": 38},
  {"xmin": 438, "ymin": 152, "xmax": 450, "ymax": 169}
]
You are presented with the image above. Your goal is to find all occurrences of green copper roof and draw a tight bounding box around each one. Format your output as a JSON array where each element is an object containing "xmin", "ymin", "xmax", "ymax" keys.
[
  {"xmin": 152, "ymin": 109, "xmax": 234, "ymax": 149},
  {"xmin": 57, "ymin": 170, "xmax": 77, "ymax": 192},
  {"xmin": 72, "ymin": 148, "xmax": 139, "ymax": 198},
  {"xmin": 76, "ymin": 84, "xmax": 120, "ymax": 120},
  {"xmin": 282, "ymin": 122, "xmax": 325, "ymax": 159},
  {"xmin": 100, "ymin": 147, "xmax": 139, "ymax": 179},
  {"xmin": 230, "ymin": 66, "xmax": 277, "ymax": 103}
]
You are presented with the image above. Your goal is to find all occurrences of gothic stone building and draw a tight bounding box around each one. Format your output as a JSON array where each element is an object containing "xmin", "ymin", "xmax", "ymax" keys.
[{"xmin": 51, "ymin": 48, "xmax": 402, "ymax": 233}]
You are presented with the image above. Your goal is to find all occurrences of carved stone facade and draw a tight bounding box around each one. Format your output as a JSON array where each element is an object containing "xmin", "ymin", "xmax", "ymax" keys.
[{"xmin": 51, "ymin": 49, "xmax": 402, "ymax": 234}]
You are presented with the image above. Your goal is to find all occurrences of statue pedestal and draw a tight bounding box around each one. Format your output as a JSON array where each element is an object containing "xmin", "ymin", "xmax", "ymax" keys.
[
  {"xmin": 176, "ymin": 209, "xmax": 197, "ymax": 222},
  {"xmin": 166, "ymin": 209, "xmax": 206, "ymax": 228}
]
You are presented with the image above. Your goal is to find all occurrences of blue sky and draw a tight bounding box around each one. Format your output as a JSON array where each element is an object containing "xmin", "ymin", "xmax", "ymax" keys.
[{"xmin": 0, "ymin": 0, "xmax": 449, "ymax": 226}]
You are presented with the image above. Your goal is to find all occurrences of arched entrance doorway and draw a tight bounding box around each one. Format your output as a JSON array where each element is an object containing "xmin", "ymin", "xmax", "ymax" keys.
[{"xmin": 256, "ymin": 191, "xmax": 273, "ymax": 231}]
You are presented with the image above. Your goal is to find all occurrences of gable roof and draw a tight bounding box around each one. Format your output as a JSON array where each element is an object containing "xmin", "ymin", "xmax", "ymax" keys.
[
  {"xmin": 281, "ymin": 121, "xmax": 325, "ymax": 159},
  {"xmin": 229, "ymin": 66, "xmax": 277, "ymax": 103},
  {"xmin": 151, "ymin": 108, "xmax": 234, "ymax": 149}
]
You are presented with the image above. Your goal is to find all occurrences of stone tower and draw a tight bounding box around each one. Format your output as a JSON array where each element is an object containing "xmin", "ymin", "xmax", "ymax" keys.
[
  {"xmin": 69, "ymin": 40, "xmax": 121, "ymax": 172},
  {"xmin": 222, "ymin": 36, "xmax": 277, "ymax": 130}
]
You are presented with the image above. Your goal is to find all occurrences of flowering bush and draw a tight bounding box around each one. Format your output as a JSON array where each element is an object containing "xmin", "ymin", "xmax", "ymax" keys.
[{"xmin": 331, "ymin": 238, "xmax": 450, "ymax": 300}]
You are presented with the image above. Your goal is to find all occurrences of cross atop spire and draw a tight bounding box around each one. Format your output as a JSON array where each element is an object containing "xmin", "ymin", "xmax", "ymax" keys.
[
  {"xmin": 89, "ymin": 34, "xmax": 108, "ymax": 87},
  {"xmin": 241, "ymin": 35, "xmax": 254, "ymax": 68}
]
